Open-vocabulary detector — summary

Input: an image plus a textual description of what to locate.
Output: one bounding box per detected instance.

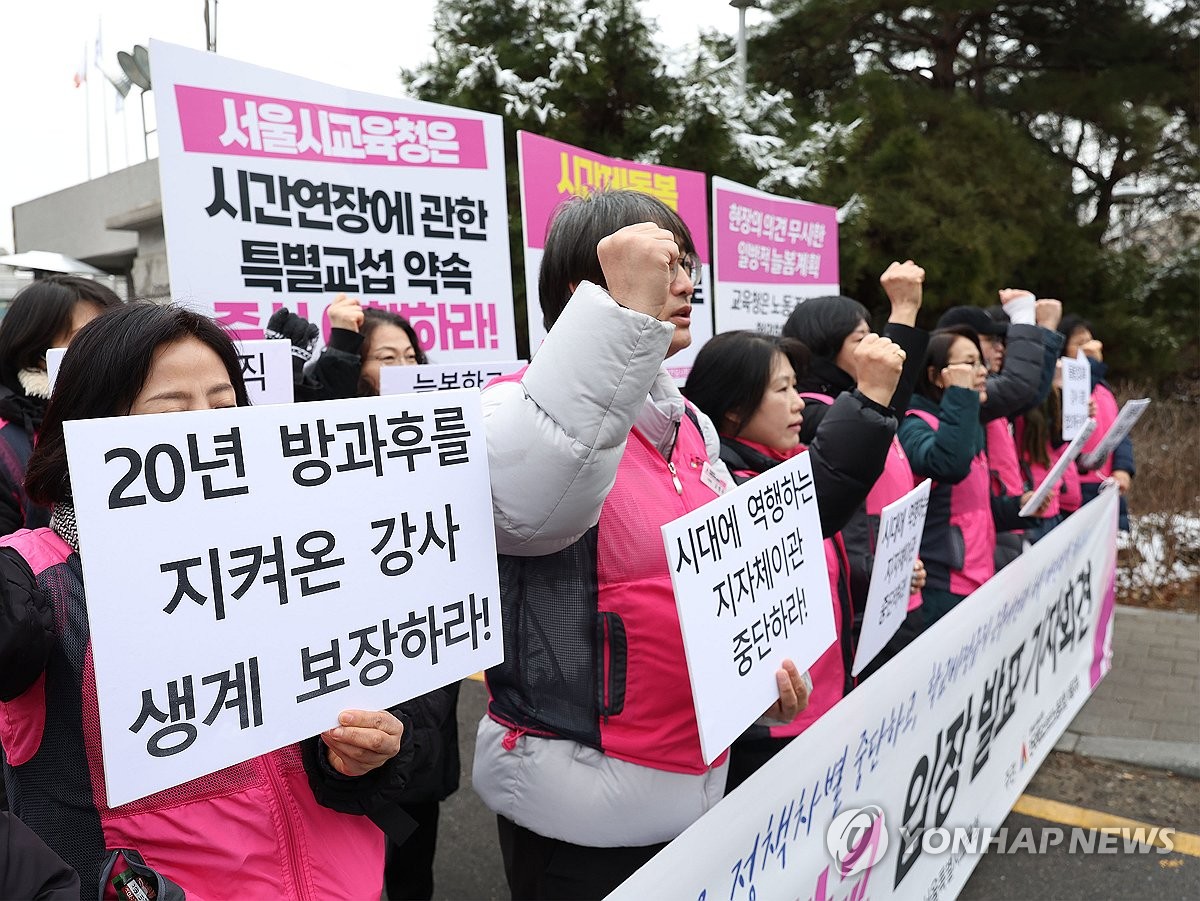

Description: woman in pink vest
[899,327,1049,624]
[1015,380,1082,543]
[683,328,902,790]
[1057,315,1135,530]
[474,192,809,899]
[780,262,930,677]
[0,303,415,899]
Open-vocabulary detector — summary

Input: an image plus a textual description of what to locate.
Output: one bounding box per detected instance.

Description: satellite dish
[134,44,151,84]
[118,46,151,90]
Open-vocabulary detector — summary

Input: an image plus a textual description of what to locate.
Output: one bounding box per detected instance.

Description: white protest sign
[45,347,66,392]
[852,479,930,677]
[1020,418,1097,516]
[612,488,1120,901]
[153,40,517,362]
[1079,398,1151,470]
[710,176,840,336]
[379,360,524,395]
[64,389,501,806]
[1060,352,1091,441]
[663,451,835,765]
[234,339,294,405]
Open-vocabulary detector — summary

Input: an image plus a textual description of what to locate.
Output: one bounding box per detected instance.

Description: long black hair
[683,330,810,437]
[25,303,249,506]
[361,308,428,365]
[0,275,122,396]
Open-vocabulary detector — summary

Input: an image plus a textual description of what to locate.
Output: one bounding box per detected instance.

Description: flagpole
[97,25,110,174]
[83,41,93,180]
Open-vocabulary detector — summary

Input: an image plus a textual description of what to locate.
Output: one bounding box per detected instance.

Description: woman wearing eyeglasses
[898,327,1049,625]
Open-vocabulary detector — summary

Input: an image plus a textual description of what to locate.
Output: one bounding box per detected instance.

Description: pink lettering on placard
[176,85,488,169]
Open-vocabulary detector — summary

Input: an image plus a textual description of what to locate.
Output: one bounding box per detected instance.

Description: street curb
[1058,730,1200,779]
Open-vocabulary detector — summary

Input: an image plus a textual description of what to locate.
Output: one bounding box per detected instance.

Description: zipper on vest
[265,755,312,901]
[666,461,683,495]
[665,420,683,494]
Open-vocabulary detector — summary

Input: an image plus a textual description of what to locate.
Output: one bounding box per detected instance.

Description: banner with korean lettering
[152,40,517,363]
[64,390,502,806]
[517,131,712,381]
[612,488,1119,901]
[663,451,836,765]
[711,176,840,335]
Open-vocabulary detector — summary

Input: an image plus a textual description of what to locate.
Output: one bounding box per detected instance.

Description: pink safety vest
[802,393,922,612]
[1078,382,1119,485]
[907,409,996,596]
[0,528,385,901]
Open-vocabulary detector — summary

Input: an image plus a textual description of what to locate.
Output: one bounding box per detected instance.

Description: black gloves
[265,308,319,382]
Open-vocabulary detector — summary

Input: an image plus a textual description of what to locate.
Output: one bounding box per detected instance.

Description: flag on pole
[73,43,88,88]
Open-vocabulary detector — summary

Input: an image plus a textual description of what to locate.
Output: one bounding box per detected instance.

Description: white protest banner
[45,347,66,392]
[152,40,517,363]
[234,339,294,405]
[1079,398,1151,470]
[517,131,712,382]
[64,389,501,806]
[1019,418,1097,517]
[612,488,1120,901]
[711,176,840,336]
[1060,353,1091,441]
[852,479,930,677]
[663,451,835,765]
[379,360,524,395]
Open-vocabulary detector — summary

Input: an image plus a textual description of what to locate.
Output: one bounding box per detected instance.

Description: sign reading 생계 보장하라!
[517,131,712,381]
[151,39,517,363]
[662,450,836,765]
[711,176,840,335]
[613,487,1120,901]
[64,390,502,806]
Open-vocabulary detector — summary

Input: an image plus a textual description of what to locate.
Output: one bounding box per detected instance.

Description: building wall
[13,160,160,273]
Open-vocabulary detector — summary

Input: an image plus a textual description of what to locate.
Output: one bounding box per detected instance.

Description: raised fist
[265,307,319,367]
[880,260,925,314]
[596,222,681,320]
[854,332,905,408]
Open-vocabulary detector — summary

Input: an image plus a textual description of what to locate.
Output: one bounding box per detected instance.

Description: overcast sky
[0,0,768,254]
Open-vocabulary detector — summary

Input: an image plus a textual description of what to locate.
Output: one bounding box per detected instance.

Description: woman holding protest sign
[781,263,931,676]
[0,303,416,900]
[0,275,121,536]
[683,328,901,789]
[1056,314,1135,530]
[474,190,810,899]
[899,327,1050,625]
[270,293,457,901]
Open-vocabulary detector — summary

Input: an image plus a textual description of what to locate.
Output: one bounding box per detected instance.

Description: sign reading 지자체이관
[378,360,525,396]
[852,479,930,677]
[662,450,836,765]
[517,131,712,382]
[711,176,840,336]
[64,390,501,806]
[613,486,1119,901]
[152,40,517,363]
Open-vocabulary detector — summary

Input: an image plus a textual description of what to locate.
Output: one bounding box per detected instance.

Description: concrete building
[9,159,168,304]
